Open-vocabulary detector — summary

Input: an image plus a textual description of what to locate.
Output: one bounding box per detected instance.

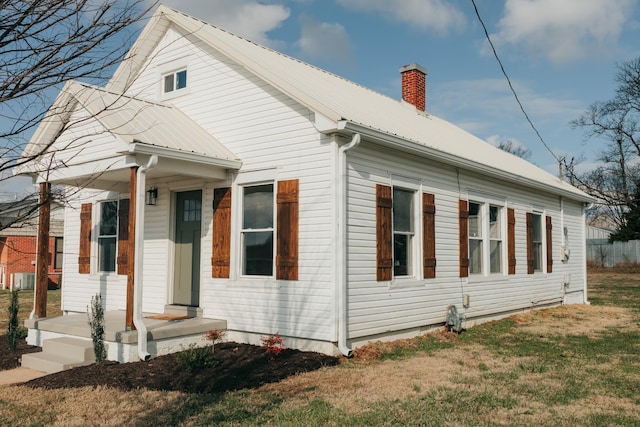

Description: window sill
[387,277,426,289]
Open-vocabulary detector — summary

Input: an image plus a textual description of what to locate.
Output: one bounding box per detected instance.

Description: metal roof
[108,5,590,202]
[70,82,240,166]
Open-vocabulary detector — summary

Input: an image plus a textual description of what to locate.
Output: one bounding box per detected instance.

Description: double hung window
[392,187,415,277]
[98,201,118,272]
[531,213,543,272]
[468,201,504,275]
[241,184,274,276]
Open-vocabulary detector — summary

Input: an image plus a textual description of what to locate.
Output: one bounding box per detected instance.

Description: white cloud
[159,0,290,46]
[434,78,583,125]
[336,0,465,34]
[493,0,637,64]
[297,16,351,62]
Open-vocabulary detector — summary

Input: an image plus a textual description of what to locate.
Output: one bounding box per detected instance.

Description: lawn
[0,272,639,426]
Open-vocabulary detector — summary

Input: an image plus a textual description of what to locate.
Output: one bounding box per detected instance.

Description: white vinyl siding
[124,27,336,341]
[345,142,587,340]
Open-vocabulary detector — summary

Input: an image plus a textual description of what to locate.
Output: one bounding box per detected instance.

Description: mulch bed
[0,337,339,394]
[0,337,42,370]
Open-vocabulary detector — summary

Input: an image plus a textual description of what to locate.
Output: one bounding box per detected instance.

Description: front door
[173,190,202,306]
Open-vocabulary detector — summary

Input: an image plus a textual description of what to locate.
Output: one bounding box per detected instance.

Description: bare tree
[0,0,156,229]
[496,139,532,160]
[569,57,640,233]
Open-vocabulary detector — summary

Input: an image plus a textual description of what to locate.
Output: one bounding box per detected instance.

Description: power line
[470,0,561,165]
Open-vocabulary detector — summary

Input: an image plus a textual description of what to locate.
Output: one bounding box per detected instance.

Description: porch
[24,310,226,367]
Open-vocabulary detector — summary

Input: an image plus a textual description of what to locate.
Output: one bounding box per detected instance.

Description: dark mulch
[0,336,42,370]
[1,337,339,394]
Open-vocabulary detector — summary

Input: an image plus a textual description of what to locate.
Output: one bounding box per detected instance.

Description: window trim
[239,182,275,278]
[392,186,417,278]
[163,68,188,93]
[527,211,549,274]
[466,198,506,277]
[54,237,64,270]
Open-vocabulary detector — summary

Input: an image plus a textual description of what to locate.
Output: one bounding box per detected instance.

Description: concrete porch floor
[24,311,227,363]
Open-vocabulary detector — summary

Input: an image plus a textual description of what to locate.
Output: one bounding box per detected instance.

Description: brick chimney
[399,63,427,111]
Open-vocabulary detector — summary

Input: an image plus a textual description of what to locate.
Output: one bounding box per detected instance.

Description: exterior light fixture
[146,187,158,206]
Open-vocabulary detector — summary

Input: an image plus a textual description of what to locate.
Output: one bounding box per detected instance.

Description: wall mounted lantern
[146,187,158,206]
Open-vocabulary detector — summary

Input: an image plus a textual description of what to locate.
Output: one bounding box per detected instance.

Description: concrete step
[163,304,202,318]
[43,337,95,362]
[21,337,98,374]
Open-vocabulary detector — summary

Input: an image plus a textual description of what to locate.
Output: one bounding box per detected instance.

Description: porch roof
[17,81,241,186]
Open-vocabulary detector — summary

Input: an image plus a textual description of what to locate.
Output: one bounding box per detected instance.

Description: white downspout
[337,133,360,357]
[133,155,158,361]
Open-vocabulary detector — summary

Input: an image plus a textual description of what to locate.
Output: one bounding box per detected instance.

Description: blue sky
[5,0,640,199]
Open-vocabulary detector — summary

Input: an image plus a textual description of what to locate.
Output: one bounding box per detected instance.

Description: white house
[17,5,593,363]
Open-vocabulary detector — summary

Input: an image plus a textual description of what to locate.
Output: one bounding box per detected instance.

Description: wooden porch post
[126,167,138,330]
[35,182,51,318]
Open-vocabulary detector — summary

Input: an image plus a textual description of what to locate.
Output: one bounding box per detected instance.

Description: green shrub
[6,290,20,350]
[87,294,106,365]
[177,344,217,372]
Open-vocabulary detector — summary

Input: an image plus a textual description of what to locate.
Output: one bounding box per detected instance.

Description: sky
[4,0,640,199]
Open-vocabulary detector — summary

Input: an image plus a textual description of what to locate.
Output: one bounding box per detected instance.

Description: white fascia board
[125,142,242,170]
[339,121,594,204]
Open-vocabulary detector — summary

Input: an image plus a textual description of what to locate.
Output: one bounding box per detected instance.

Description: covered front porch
[24,310,226,365]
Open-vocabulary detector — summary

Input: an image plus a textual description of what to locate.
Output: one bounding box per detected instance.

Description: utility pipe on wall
[336,133,360,357]
[133,155,158,361]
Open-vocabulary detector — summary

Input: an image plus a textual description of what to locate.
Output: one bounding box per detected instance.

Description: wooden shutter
[78,203,92,274]
[459,200,469,278]
[507,208,516,275]
[526,212,534,274]
[276,179,299,281]
[212,187,232,278]
[546,216,553,273]
[422,193,436,279]
[376,184,393,281]
[116,199,129,275]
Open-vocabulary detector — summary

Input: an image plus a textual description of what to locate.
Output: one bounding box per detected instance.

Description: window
[377,184,430,281]
[241,184,274,276]
[467,201,503,275]
[531,213,543,272]
[163,69,187,93]
[54,237,63,270]
[98,201,118,272]
[393,187,415,277]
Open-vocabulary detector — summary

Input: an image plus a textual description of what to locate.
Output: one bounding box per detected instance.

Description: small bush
[87,294,106,365]
[261,333,286,359]
[203,329,226,353]
[6,290,20,350]
[177,344,217,372]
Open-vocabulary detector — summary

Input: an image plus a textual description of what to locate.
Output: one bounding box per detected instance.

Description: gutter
[336,133,360,357]
[133,155,158,361]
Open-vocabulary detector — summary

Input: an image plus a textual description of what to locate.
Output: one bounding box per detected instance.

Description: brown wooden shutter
[459,200,469,278]
[212,187,232,278]
[376,184,393,281]
[507,208,516,275]
[116,199,129,275]
[276,179,299,281]
[526,212,534,274]
[546,216,553,273]
[78,203,92,274]
[422,192,436,279]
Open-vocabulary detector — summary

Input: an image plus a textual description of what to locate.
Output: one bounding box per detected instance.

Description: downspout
[337,133,360,357]
[133,155,158,361]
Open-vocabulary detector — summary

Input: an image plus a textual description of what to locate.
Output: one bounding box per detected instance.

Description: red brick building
[0,199,63,290]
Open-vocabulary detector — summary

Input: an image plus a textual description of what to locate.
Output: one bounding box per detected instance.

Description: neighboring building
[16,6,593,361]
[0,198,63,290]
